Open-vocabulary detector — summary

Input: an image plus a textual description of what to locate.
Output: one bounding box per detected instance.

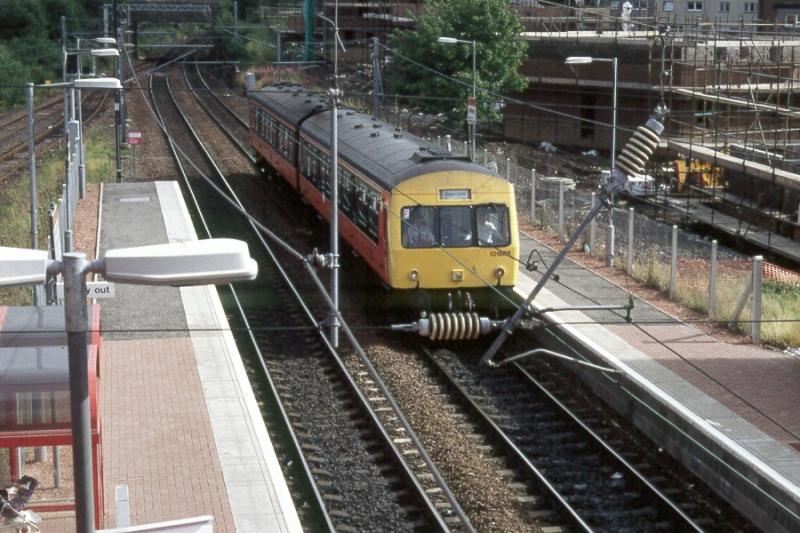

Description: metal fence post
[588,192,596,254]
[669,224,678,300]
[505,158,511,182]
[605,210,615,267]
[483,148,488,166]
[708,240,718,316]
[558,180,565,240]
[530,169,537,225]
[445,134,451,152]
[463,140,468,156]
[752,255,763,343]
[437,135,441,148]
[627,207,635,275]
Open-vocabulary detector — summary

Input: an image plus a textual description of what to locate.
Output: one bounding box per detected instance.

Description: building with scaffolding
[507,8,800,260]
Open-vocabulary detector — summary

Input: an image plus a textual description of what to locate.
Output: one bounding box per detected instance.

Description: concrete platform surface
[514,230,800,532]
[96,181,301,532]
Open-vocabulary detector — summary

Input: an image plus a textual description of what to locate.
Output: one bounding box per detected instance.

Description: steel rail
[162,64,461,531]
[180,62,254,163]
[192,64,248,128]
[512,361,704,531]
[421,347,593,532]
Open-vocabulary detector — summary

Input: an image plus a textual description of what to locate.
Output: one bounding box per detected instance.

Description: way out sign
[56,281,116,299]
[466,96,477,125]
[128,130,143,145]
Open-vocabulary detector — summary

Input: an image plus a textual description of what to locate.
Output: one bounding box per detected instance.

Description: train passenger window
[474,205,510,247]
[401,206,437,248]
[439,206,473,247]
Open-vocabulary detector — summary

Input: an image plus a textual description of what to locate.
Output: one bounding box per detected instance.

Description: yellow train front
[249,85,519,313]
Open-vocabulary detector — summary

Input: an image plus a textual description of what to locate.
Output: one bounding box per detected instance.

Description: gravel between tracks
[123,75,180,181]
[350,339,542,533]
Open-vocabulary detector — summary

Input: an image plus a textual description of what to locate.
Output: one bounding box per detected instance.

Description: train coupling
[391,312,540,341]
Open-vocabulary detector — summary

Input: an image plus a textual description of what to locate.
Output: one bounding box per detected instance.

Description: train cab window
[439,206,473,247]
[475,204,510,247]
[402,206,437,248]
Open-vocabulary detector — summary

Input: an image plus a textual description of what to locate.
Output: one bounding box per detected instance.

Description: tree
[386,0,527,122]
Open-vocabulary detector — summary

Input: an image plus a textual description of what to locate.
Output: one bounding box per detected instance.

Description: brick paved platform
[94,181,301,532]
[514,230,800,532]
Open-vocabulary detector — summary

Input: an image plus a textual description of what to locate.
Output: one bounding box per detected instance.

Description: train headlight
[494,266,506,279]
[409,269,420,281]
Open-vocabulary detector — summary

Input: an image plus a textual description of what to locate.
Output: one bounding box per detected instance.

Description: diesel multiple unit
[249,85,519,310]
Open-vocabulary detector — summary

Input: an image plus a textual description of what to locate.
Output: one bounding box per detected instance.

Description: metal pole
[669,224,678,300]
[589,192,596,253]
[627,207,634,275]
[65,120,79,254]
[115,16,123,183]
[233,1,239,40]
[77,39,86,199]
[605,210,615,267]
[611,57,618,174]
[27,83,39,305]
[471,39,476,162]
[752,255,763,343]
[63,253,96,533]
[558,180,565,240]
[709,240,717,315]
[372,37,380,118]
[530,168,537,224]
[481,199,606,365]
[329,89,340,348]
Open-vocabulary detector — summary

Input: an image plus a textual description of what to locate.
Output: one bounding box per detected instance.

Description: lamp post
[564,56,618,174]
[437,36,477,161]
[317,7,346,349]
[565,56,619,267]
[32,78,122,255]
[0,239,258,533]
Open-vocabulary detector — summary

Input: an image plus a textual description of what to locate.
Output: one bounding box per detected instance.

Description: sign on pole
[56,281,115,299]
[466,96,477,125]
[127,130,143,145]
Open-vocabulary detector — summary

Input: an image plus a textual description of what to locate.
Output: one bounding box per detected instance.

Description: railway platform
[64,180,300,532]
[514,229,800,532]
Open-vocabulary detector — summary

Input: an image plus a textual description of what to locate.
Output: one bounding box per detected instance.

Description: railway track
[152,63,472,531]
[0,60,153,187]
[165,62,757,531]
[420,344,733,531]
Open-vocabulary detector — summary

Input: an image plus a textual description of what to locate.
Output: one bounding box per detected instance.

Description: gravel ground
[169,66,253,178]
[123,76,179,181]
[348,339,542,533]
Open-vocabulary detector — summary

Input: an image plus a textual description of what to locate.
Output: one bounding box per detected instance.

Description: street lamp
[438,36,477,161]
[0,238,258,533]
[564,56,619,174]
[565,56,619,269]
[27,77,121,280]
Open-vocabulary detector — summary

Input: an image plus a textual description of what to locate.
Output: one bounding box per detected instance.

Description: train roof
[251,85,500,190]
[250,84,329,125]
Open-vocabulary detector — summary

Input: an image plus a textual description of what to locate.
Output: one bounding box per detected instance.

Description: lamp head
[91,48,119,57]
[73,77,122,89]
[437,37,459,44]
[565,56,594,65]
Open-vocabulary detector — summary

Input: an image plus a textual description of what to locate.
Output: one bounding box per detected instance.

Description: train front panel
[387,170,519,293]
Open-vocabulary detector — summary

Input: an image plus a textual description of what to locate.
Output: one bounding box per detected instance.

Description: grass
[0,125,116,305]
